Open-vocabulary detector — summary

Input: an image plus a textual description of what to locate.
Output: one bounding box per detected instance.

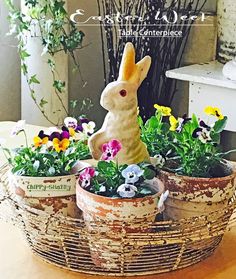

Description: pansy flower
[154,104,172,116]
[76,118,89,132]
[204,106,224,120]
[169,115,179,131]
[79,167,96,188]
[52,138,70,152]
[192,121,212,143]
[121,164,144,184]
[169,114,191,132]
[82,121,96,135]
[11,120,26,137]
[62,126,75,137]
[101,139,122,161]
[33,130,49,148]
[64,117,78,130]
[153,154,166,168]
[117,184,137,198]
[49,129,70,141]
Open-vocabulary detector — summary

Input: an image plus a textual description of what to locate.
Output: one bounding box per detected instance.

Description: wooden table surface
[1,121,236,279]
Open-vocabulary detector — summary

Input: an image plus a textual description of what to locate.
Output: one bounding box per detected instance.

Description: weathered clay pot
[217,0,236,63]
[9,172,81,218]
[76,178,165,270]
[159,162,236,220]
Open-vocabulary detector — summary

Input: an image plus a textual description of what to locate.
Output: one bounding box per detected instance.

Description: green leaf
[21,63,28,75]
[138,115,143,127]
[47,59,55,71]
[210,132,220,143]
[53,80,65,93]
[20,50,30,60]
[143,168,156,180]
[147,116,159,129]
[39,98,48,108]
[29,74,40,85]
[213,117,227,133]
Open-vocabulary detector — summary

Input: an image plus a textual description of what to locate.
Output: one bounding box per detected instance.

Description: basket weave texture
[0,165,236,276]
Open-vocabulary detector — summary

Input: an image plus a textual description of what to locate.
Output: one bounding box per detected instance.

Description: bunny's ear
[118,42,136,81]
[135,56,151,86]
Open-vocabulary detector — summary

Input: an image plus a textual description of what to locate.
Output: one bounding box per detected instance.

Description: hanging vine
[5,0,87,126]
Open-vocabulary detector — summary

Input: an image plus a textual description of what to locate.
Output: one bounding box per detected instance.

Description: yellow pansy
[53,138,70,152]
[69,127,76,137]
[154,104,172,116]
[204,106,224,120]
[169,115,179,131]
[33,136,48,148]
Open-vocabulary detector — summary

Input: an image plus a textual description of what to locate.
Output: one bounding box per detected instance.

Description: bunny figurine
[88,42,151,164]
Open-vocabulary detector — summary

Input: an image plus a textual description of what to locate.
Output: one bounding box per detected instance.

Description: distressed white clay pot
[217,0,236,63]
[9,172,81,218]
[76,178,165,270]
[159,162,236,221]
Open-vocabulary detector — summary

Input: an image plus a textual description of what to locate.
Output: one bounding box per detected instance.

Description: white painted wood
[166,61,236,132]
[166,61,236,90]
[21,1,69,127]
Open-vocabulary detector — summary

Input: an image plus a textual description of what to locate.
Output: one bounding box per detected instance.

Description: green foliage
[88,161,156,197]
[141,107,236,178]
[10,140,90,177]
[4,0,86,126]
[139,111,174,158]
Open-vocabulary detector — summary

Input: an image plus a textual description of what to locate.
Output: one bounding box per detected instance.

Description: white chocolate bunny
[89,42,151,164]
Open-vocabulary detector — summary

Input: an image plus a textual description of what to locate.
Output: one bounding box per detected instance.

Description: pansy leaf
[138,115,143,127]
[213,117,227,133]
[143,168,156,180]
[192,113,199,128]
[148,116,159,129]
[210,132,220,143]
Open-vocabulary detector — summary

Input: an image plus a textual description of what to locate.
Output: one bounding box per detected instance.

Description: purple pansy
[79,167,96,188]
[101,139,122,161]
[49,127,70,141]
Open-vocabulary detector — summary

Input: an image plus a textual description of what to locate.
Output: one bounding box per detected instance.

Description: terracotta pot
[8,172,81,218]
[76,178,165,270]
[159,162,236,220]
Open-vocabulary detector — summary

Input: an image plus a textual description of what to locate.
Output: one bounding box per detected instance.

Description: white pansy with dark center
[153,154,166,168]
[117,184,138,198]
[198,128,211,144]
[82,121,96,135]
[121,164,144,184]
[64,117,78,129]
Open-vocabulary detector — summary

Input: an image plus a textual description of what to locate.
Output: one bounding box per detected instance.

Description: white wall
[0,0,20,121]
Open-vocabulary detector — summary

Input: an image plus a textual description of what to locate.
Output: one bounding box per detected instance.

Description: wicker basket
[0,165,236,277]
